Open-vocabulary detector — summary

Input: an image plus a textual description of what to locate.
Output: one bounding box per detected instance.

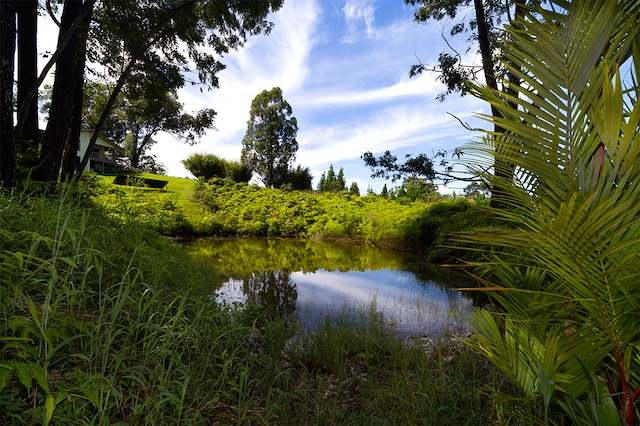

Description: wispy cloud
[302,72,441,106]
[341,1,378,43]
[151,0,489,192]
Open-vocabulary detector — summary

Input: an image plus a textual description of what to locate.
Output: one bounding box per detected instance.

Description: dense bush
[92,174,493,263]
[192,178,439,241]
[182,153,251,182]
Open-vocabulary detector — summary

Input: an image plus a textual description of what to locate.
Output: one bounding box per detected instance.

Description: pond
[186,237,481,338]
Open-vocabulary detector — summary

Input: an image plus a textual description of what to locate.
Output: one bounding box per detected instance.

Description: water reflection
[188,237,477,337]
[244,271,297,317]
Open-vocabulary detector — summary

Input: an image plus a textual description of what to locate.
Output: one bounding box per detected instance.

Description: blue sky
[151,0,489,193]
[35,0,489,193]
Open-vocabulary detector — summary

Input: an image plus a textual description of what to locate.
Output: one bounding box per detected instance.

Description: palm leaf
[457,0,640,422]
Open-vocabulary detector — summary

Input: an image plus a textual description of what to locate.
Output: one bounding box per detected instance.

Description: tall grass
[0,181,510,424]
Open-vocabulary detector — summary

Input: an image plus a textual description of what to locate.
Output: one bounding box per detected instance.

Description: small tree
[463,182,489,201]
[283,165,312,190]
[241,87,298,187]
[120,90,216,170]
[349,181,360,196]
[398,178,439,201]
[317,164,347,192]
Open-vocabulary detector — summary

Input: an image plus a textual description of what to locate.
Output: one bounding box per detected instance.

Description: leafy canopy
[241,87,299,188]
[182,153,251,183]
[362,150,436,183]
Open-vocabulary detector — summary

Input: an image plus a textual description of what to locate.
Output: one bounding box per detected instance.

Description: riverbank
[93,172,494,263]
[0,179,519,424]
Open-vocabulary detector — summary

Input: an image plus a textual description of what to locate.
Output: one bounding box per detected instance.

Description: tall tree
[16,1,38,148]
[0,0,282,186]
[117,87,215,170]
[405,0,525,207]
[0,0,15,185]
[61,1,94,181]
[241,87,298,188]
[34,0,94,183]
[76,0,283,181]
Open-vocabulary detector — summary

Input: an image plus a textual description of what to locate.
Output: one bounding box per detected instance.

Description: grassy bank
[92,173,494,262]
[0,182,517,424]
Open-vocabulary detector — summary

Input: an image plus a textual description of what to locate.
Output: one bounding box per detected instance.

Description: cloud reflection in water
[216,267,473,337]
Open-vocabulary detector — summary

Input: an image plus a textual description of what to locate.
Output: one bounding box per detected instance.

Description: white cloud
[297,101,479,168]
[302,72,441,106]
[342,1,378,43]
[151,0,490,189]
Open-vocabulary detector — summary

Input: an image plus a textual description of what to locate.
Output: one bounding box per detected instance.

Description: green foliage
[241,87,298,188]
[192,177,446,242]
[0,179,514,424]
[181,153,251,182]
[405,0,512,101]
[459,1,640,424]
[362,150,436,182]
[463,182,490,201]
[0,183,222,424]
[407,200,494,263]
[284,304,505,425]
[187,237,409,278]
[317,164,347,192]
[349,181,360,196]
[397,177,440,202]
[282,164,313,190]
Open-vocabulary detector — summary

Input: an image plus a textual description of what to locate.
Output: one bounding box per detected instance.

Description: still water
[187,237,478,337]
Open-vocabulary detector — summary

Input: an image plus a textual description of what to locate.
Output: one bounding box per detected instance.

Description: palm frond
[457,0,640,422]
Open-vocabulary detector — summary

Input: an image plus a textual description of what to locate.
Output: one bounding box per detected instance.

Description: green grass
[0,178,515,424]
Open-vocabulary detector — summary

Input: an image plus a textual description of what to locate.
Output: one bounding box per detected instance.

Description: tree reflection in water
[242,270,297,317]
[187,238,479,336]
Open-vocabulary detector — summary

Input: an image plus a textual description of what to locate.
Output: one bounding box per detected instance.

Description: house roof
[80,129,124,151]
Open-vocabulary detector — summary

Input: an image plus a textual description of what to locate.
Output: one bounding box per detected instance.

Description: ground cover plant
[0,182,515,424]
[92,173,492,260]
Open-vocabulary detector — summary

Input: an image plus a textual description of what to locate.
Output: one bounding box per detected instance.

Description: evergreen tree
[317,164,347,192]
[349,181,360,196]
[380,184,389,198]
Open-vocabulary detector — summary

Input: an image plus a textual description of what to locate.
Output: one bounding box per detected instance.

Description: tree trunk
[0,1,16,186]
[474,0,516,208]
[61,5,92,182]
[16,0,38,145]
[35,0,91,184]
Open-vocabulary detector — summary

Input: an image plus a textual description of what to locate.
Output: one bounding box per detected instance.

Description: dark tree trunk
[62,6,92,182]
[16,0,38,145]
[35,0,90,184]
[474,0,516,208]
[0,1,16,186]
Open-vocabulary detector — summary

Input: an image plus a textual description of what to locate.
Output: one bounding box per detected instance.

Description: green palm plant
[457,0,640,424]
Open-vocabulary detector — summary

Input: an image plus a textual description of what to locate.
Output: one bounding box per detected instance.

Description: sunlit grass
[0,179,511,424]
